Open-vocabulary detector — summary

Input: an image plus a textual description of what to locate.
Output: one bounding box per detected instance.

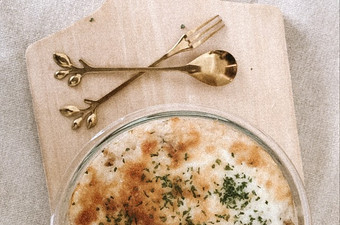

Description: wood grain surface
[25,0,303,211]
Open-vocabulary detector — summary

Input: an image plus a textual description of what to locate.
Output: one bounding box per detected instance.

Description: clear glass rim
[51,103,311,225]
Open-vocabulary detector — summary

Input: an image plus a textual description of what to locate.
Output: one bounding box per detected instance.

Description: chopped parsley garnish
[184,153,189,161]
[224,164,234,171]
[91,143,272,225]
[215,159,222,165]
[218,176,250,209]
[150,152,159,157]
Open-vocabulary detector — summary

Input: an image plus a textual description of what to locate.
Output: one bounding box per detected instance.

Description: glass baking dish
[50,104,311,225]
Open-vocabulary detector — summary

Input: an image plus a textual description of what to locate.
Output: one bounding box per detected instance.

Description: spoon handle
[87,64,199,74]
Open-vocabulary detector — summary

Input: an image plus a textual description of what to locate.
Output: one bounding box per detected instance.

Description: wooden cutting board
[26,0,303,211]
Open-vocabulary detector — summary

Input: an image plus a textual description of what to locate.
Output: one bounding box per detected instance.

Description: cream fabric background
[0,0,338,224]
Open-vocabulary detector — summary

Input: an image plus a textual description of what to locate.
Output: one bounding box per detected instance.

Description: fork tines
[186,15,225,48]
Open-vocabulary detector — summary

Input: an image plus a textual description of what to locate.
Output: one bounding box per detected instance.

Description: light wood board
[26,0,303,211]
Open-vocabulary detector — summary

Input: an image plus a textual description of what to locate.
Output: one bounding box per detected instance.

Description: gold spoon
[56,50,237,87]
[100,50,237,86]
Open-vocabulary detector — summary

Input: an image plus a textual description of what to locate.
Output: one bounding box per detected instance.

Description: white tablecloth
[0,0,338,224]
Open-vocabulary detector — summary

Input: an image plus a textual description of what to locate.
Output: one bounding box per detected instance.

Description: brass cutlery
[55,15,229,129]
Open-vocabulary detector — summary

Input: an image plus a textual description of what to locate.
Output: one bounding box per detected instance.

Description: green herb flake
[136,201,143,206]
[190,185,197,198]
[184,153,189,161]
[218,176,250,210]
[183,207,191,216]
[150,152,159,157]
[224,164,234,171]
[215,159,222,165]
[106,215,111,222]
[160,216,167,222]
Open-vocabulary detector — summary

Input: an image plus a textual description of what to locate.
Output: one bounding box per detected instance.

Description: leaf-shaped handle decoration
[53,53,73,68]
[55,70,70,79]
[68,74,82,86]
[53,53,93,87]
[86,111,98,129]
[72,117,83,130]
[59,100,98,130]
[53,53,116,87]
[59,105,81,117]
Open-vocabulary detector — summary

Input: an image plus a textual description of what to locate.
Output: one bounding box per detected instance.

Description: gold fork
[56,15,224,130]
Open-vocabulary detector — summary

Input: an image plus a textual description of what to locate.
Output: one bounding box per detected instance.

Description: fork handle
[96,54,169,104]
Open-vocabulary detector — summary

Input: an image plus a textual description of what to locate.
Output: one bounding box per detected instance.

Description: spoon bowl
[185,50,237,86]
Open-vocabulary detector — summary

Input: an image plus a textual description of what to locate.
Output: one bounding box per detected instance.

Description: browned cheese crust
[68,117,296,225]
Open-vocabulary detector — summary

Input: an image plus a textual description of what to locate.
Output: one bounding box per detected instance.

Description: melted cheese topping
[68,117,296,225]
